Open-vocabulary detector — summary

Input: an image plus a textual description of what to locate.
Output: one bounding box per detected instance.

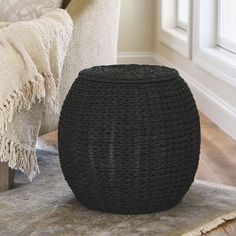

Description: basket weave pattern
[59,65,200,214]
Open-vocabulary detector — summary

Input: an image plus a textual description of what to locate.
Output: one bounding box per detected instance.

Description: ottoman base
[76,195,184,215]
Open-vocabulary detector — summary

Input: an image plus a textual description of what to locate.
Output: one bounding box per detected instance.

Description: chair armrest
[39,0,121,135]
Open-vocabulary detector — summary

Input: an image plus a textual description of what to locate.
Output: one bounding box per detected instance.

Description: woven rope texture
[59,65,201,214]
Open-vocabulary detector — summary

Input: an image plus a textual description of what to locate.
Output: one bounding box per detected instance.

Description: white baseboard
[117,52,236,140]
[117,52,154,64]
[153,54,236,140]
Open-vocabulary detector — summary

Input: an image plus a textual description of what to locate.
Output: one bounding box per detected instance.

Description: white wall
[118,0,154,53]
[117,0,236,140]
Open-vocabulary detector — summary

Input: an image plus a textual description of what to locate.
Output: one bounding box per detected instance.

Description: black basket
[59,65,200,214]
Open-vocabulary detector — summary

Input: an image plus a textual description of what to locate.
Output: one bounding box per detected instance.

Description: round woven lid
[79,65,179,84]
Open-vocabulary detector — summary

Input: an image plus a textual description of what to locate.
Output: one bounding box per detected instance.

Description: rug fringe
[0,135,39,181]
[183,211,236,236]
[0,22,11,29]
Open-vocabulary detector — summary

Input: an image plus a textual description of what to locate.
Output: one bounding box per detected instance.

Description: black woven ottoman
[59,65,200,214]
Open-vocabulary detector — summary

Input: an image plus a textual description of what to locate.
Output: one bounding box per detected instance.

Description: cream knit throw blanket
[0,9,73,180]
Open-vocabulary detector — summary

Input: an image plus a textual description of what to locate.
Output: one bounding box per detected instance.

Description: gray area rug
[0,150,236,236]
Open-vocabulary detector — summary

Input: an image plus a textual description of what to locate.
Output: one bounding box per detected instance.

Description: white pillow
[0,0,63,22]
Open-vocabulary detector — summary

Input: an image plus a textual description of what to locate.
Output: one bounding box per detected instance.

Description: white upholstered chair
[0,0,121,191]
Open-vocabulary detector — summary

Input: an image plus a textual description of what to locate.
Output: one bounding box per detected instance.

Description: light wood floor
[39,113,236,187]
[196,114,236,187]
